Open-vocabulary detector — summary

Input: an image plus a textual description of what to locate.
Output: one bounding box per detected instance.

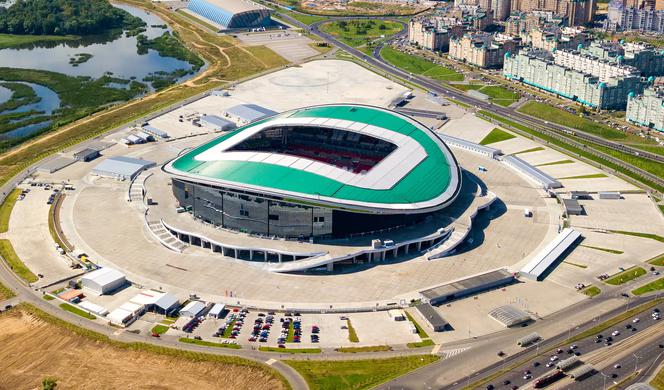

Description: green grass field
[278,9,329,25]
[479,128,515,145]
[59,303,96,320]
[336,345,392,353]
[0,239,37,283]
[0,33,79,49]
[404,311,429,339]
[652,360,664,389]
[286,355,439,390]
[381,46,463,82]
[179,337,242,349]
[0,189,21,233]
[632,277,664,296]
[319,19,402,48]
[604,267,647,285]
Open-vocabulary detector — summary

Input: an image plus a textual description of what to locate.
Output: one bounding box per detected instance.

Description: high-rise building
[449,33,521,68]
[492,0,512,20]
[408,19,452,51]
[605,2,664,32]
[626,87,664,132]
[503,49,644,109]
[510,0,595,25]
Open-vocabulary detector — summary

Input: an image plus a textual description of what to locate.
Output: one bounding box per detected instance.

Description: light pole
[599,372,610,390]
[633,353,641,373]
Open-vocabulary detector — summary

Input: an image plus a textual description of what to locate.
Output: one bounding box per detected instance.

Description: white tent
[180,301,205,317]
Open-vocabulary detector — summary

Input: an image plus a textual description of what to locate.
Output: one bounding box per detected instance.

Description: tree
[42,377,57,390]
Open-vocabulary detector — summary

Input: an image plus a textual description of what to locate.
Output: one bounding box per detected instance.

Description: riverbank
[0,34,79,49]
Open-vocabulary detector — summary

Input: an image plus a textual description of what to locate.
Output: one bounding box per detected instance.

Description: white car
[614,364,621,369]
[550,356,559,361]
[546,362,555,368]
[633,318,640,323]
[612,330,620,337]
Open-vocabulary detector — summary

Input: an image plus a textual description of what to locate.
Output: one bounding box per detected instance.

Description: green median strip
[632,277,664,296]
[59,303,96,320]
[404,311,429,339]
[336,345,392,353]
[604,267,646,285]
[259,346,321,354]
[557,173,607,180]
[0,239,38,283]
[563,261,588,269]
[286,355,439,390]
[179,337,242,349]
[580,245,624,255]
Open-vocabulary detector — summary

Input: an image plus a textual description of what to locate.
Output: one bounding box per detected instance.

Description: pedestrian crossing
[441,347,470,359]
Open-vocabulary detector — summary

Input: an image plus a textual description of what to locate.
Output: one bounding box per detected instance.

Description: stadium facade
[163,104,462,239]
[187,0,271,29]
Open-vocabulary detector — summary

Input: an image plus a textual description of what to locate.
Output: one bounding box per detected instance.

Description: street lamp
[633,353,641,373]
[599,372,609,390]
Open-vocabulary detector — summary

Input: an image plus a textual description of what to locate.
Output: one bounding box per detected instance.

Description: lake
[0,2,202,139]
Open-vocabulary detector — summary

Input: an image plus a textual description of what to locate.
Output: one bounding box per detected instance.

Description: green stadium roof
[164,104,460,213]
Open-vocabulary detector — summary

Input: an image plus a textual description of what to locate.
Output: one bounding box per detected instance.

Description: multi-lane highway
[269,8,664,191]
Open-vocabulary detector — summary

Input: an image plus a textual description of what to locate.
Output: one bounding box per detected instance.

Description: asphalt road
[273,11,664,191]
[482,303,664,390]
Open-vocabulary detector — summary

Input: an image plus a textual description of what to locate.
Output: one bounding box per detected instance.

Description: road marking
[442,347,470,359]
[431,344,442,355]
[265,359,277,366]
[112,329,124,336]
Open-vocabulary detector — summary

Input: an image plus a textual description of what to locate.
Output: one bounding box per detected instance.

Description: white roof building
[180,300,206,317]
[208,303,225,318]
[130,290,179,314]
[81,268,126,295]
[91,156,156,181]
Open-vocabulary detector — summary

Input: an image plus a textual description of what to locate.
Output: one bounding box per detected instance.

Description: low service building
[92,156,156,181]
[81,267,126,295]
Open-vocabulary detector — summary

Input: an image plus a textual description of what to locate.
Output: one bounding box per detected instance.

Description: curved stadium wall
[187,0,271,29]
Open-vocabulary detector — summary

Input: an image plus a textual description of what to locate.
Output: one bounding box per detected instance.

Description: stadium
[163,104,462,238]
[187,0,272,29]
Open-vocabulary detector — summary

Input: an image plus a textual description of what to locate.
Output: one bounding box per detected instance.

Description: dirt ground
[0,309,284,390]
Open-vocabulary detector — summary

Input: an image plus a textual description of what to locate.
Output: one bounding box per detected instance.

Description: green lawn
[336,345,392,353]
[278,9,329,25]
[0,189,20,233]
[478,110,664,193]
[404,311,429,339]
[407,339,435,348]
[221,319,237,338]
[610,230,664,243]
[381,46,463,82]
[604,267,647,285]
[151,324,170,334]
[648,253,664,266]
[632,277,664,296]
[536,160,574,167]
[557,173,608,180]
[179,337,242,349]
[652,359,664,389]
[512,147,544,155]
[347,319,359,343]
[259,346,322,354]
[451,83,520,106]
[518,101,664,158]
[479,128,516,145]
[59,303,96,320]
[582,285,601,297]
[580,245,623,255]
[0,33,78,49]
[286,355,439,390]
[319,20,402,48]
[0,239,38,283]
